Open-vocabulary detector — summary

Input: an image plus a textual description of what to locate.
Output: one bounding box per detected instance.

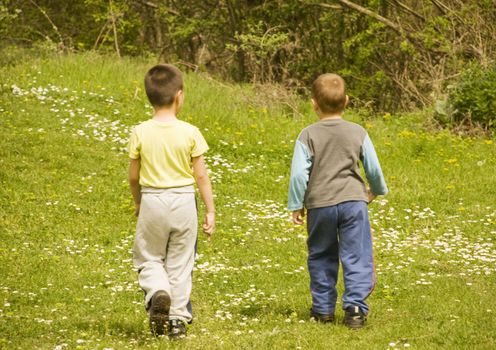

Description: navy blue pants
[307,201,375,315]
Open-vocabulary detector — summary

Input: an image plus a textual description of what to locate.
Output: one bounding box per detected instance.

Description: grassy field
[1,49,495,350]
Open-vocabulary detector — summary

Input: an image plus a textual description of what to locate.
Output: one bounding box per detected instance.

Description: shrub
[441,63,496,131]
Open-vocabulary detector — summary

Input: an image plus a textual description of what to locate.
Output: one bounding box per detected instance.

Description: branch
[430,0,464,23]
[314,0,444,54]
[390,74,430,108]
[305,1,341,10]
[109,0,121,57]
[389,0,426,22]
[136,0,180,15]
[429,0,448,15]
[388,0,447,36]
[140,0,158,8]
[330,0,404,35]
[28,0,65,48]
[93,19,111,50]
[304,0,454,63]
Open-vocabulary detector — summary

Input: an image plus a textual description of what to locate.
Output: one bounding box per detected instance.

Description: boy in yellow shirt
[128,64,215,339]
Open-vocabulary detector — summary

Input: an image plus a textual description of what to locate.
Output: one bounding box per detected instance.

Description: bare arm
[128,158,141,216]
[192,155,215,238]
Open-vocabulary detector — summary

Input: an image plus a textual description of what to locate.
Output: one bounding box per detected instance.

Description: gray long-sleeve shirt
[288,118,388,210]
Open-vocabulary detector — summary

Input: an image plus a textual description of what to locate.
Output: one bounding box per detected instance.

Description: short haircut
[144,64,183,107]
[311,73,347,114]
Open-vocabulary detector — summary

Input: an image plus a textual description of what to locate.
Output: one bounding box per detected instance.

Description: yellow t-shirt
[128,119,209,188]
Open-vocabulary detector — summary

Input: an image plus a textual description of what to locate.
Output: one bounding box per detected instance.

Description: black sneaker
[149,291,171,336]
[310,309,335,323]
[344,306,366,329]
[168,319,187,340]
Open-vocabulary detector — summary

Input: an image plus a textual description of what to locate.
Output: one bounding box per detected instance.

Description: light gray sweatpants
[133,186,197,322]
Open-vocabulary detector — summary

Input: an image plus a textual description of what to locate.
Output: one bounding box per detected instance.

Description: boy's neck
[319,113,343,121]
[153,106,178,122]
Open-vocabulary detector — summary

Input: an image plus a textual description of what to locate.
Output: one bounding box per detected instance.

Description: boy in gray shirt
[288,73,388,328]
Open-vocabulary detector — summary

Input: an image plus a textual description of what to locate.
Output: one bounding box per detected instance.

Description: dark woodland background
[2,0,495,128]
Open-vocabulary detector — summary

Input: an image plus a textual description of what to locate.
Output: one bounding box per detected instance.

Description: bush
[441,63,496,131]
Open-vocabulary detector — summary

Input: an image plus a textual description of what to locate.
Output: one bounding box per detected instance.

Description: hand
[202,212,215,240]
[367,189,376,204]
[134,203,140,217]
[292,209,305,225]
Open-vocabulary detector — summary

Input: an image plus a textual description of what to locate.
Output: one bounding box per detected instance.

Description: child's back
[128,64,215,339]
[296,118,371,208]
[288,73,387,329]
[130,119,208,189]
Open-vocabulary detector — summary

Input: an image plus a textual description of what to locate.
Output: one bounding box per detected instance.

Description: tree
[2,0,495,113]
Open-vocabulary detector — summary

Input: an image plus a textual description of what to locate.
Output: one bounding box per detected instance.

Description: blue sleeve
[288,139,313,210]
[361,134,388,196]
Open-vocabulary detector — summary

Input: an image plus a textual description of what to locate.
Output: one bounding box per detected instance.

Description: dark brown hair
[144,64,183,107]
[311,73,347,114]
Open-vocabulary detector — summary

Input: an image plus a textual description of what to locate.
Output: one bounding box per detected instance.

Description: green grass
[1,49,495,349]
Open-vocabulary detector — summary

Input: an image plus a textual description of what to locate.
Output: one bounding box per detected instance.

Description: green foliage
[442,63,496,130]
[227,21,290,83]
[2,1,496,116]
[0,1,20,37]
[341,21,395,109]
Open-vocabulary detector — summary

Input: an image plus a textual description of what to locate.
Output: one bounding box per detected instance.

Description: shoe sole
[168,320,187,340]
[149,292,171,336]
[310,308,335,323]
[344,317,365,329]
[311,315,335,323]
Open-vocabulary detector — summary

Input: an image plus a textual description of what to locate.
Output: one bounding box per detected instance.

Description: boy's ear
[175,89,184,104]
[174,90,184,112]
[345,95,349,108]
[311,98,319,111]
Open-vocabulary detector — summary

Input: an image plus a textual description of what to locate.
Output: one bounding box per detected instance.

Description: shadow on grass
[236,302,321,322]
